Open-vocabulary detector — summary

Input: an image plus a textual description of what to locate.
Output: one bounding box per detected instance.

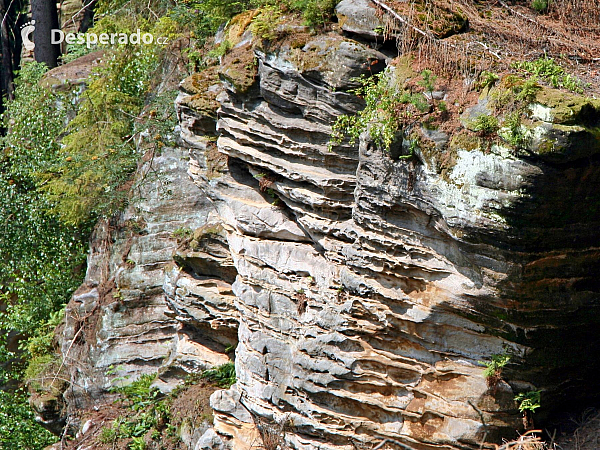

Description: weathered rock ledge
[55,8,600,450]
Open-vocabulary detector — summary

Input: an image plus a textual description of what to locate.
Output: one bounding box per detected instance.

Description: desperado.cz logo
[20,20,168,50]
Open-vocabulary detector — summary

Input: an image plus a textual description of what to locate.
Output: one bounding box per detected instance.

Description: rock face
[58,146,221,416]
[56,17,600,450]
[335,0,385,40]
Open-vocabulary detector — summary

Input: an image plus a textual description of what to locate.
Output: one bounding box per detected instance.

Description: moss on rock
[450,132,482,152]
[179,66,221,117]
[219,43,258,94]
[225,9,259,47]
[532,88,600,125]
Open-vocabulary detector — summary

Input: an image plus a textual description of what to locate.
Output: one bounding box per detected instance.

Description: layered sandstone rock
[56,146,224,422]
[180,32,600,450]
[55,9,600,450]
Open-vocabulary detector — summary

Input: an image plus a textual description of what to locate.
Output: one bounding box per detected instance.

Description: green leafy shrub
[0,62,89,352]
[201,362,237,388]
[40,45,160,224]
[288,0,338,27]
[330,69,435,153]
[251,6,283,40]
[468,114,499,134]
[23,355,58,390]
[169,0,251,46]
[515,390,541,413]
[25,306,66,359]
[513,56,586,93]
[531,0,549,13]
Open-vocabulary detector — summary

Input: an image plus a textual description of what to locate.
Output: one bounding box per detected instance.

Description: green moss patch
[533,88,600,126]
[219,43,258,94]
[450,132,482,152]
[179,66,221,117]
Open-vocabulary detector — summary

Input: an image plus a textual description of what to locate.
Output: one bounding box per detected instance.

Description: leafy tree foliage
[0,62,89,450]
[0,388,56,449]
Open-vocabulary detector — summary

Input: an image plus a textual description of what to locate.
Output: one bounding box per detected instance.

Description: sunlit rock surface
[57,18,600,450]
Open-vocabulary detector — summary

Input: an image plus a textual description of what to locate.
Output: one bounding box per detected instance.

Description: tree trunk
[79,0,97,33]
[31,0,61,68]
[0,0,18,125]
[1,15,14,99]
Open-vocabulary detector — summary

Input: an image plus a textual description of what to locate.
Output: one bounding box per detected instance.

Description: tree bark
[0,0,18,124]
[78,0,97,33]
[1,14,14,100]
[31,0,61,68]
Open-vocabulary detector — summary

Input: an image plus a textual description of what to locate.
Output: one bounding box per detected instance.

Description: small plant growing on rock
[513,56,586,93]
[478,71,499,90]
[201,362,236,388]
[171,227,193,242]
[329,68,437,153]
[479,353,510,393]
[469,114,499,135]
[515,390,541,429]
[125,258,136,268]
[254,173,275,192]
[514,77,542,103]
[501,111,530,149]
[335,285,350,301]
[419,69,437,99]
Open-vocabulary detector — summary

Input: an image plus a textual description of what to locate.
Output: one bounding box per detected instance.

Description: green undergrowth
[329,68,443,156]
[201,362,237,388]
[99,368,230,449]
[512,56,587,93]
[462,59,585,152]
[102,374,169,448]
[250,0,337,30]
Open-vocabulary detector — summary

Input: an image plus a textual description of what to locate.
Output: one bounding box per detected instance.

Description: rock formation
[54,4,600,449]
